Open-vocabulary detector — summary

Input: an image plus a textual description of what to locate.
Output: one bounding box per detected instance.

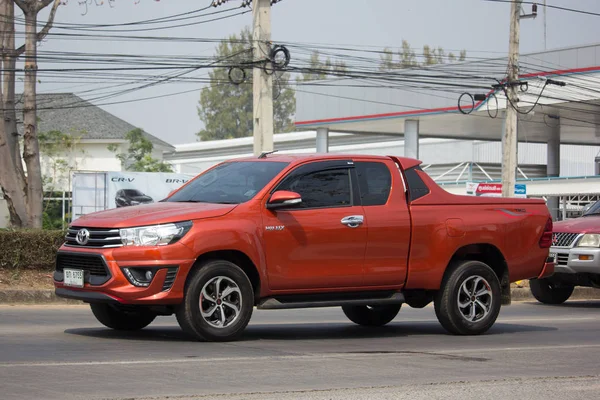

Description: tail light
[539,217,553,248]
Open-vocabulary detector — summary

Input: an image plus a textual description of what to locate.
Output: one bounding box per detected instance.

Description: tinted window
[404,166,430,201]
[583,200,600,216]
[356,162,392,206]
[168,161,288,204]
[278,169,351,208]
[124,189,144,196]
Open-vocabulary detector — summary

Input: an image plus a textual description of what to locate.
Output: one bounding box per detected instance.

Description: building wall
[168,133,599,179]
[0,142,142,228]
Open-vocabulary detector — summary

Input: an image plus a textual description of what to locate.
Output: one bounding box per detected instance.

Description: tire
[434,260,501,335]
[176,260,254,342]
[342,304,401,327]
[529,278,574,305]
[90,303,156,331]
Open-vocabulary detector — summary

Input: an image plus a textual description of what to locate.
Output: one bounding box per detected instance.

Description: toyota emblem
[76,228,90,245]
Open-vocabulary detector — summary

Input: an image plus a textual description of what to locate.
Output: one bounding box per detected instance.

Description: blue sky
[29,0,600,144]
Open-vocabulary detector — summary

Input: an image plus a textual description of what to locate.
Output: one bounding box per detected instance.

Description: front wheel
[529,278,574,305]
[342,304,401,326]
[434,260,501,335]
[176,260,254,342]
[90,303,156,331]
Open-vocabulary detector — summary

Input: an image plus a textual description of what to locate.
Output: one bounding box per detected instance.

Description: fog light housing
[122,267,156,287]
[578,255,593,261]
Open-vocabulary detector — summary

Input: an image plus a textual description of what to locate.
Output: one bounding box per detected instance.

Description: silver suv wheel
[199,276,242,329]
[457,275,492,323]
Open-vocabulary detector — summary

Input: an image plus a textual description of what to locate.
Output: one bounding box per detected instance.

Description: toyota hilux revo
[54,154,554,341]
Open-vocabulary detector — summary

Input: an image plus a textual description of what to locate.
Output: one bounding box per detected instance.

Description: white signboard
[72,171,195,221]
[106,171,193,209]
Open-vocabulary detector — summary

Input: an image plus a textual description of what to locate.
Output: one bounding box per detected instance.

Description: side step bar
[257,292,405,310]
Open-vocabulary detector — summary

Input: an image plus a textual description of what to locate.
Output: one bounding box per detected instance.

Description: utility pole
[252,0,274,156]
[501,0,521,198]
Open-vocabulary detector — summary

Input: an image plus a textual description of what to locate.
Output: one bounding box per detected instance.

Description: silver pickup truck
[530,200,600,304]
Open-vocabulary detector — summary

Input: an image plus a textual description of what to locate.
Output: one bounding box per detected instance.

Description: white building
[0,93,174,228]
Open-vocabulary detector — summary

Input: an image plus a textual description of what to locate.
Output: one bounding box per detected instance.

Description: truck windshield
[583,200,600,216]
[167,161,288,204]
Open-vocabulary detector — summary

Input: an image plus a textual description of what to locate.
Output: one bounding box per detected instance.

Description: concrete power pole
[501,0,521,198]
[252,0,274,156]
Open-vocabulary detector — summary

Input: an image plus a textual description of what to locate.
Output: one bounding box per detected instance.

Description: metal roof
[21,93,174,150]
[295,43,600,146]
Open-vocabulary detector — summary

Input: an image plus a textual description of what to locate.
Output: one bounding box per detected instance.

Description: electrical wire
[482,0,600,18]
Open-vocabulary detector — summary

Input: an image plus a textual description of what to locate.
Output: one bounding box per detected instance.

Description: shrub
[0,230,65,271]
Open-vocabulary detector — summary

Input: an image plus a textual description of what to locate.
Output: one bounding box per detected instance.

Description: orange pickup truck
[54,154,554,341]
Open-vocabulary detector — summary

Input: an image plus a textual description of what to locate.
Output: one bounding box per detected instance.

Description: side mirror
[267,190,302,210]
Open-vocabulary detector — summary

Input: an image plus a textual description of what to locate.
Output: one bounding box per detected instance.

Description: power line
[483,0,600,18]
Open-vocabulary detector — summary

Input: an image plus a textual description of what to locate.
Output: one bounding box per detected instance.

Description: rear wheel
[176,260,254,342]
[90,303,156,331]
[342,304,401,326]
[529,278,574,305]
[434,260,501,335]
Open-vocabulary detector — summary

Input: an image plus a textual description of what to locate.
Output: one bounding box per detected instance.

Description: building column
[316,127,329,153]
[546,117,561,220]
[404,119,419,159]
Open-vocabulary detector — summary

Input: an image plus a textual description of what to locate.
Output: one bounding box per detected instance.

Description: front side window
[168,161,288,204]
[277,169,351,209]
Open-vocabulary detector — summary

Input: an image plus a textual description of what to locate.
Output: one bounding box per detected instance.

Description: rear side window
[277,169,351,209]
[404,166,430,201]
[355,162,392,206]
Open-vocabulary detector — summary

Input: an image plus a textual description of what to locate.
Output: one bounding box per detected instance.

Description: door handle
[341,215,364,228]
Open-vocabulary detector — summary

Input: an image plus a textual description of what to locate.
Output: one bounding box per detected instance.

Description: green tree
[379,40,467,70]
[197,27,296,141]
[38,130,86,192]
[299,51,347,81]
[109,128,173,172]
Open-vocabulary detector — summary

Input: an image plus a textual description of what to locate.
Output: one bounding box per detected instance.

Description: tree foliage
[109,128,173,172]
[299,51,348,81]
[380,40,467,70]
[197,27,296,141]
[38,130,86,192]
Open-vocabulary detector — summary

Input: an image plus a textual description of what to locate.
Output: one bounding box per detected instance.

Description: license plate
[63,269,84,288]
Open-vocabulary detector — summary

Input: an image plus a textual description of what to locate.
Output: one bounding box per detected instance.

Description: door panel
[262,164,367,291]
[262,206,367,290]
[355,160,410,286]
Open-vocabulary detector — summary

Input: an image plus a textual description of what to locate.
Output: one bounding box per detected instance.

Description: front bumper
[53,244,196,305]
[551,246,600,275]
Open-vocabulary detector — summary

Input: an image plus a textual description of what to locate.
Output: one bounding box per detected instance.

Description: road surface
[1,301,599,399]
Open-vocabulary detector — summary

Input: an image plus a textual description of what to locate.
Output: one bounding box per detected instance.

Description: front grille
[162,267,178,291]
[57,253,109,276]
[556,254,569,266]
[552,232,579,248]
[56,253,111,285]
[65,227,122,248]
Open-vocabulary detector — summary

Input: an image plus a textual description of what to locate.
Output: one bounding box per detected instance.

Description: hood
[553,215,600,234]
[73,202,237,228]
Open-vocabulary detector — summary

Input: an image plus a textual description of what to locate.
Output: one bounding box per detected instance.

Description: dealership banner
[466,182,527,198]
[106,172,195,209]
[72,171,195,221]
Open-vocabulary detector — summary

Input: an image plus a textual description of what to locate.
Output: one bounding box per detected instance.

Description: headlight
[577,234,600,248]
[120,221,192,247]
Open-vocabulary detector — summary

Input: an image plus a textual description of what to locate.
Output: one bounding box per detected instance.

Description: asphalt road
[1,301,600,400]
